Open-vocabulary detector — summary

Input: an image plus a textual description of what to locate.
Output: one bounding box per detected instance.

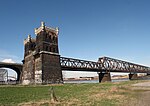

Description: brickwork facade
[22,22,63,85]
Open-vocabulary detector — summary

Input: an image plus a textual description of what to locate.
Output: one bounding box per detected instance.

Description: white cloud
[2,59,15,63]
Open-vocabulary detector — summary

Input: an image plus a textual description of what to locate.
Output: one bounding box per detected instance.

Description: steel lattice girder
[60,56,150,73]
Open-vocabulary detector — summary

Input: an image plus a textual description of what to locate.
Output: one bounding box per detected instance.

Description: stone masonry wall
[34,54,42,84]
[22,53,35,84]
[42,53,63,84]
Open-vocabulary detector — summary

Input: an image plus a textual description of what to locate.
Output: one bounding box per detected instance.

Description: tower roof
[35,22,59,35]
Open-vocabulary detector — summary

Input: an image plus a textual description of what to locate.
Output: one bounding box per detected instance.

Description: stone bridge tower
[22,22,63,84]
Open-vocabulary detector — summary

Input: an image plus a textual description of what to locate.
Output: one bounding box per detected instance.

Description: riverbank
[63,75,129,81]
[0,80,150,106]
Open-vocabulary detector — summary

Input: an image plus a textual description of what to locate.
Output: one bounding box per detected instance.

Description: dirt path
[128,91,150,106]
[133,81,150,87]
[129,81,150,106]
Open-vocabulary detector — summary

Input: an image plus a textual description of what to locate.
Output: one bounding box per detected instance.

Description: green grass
[0,86,50,105]
[0,81,146,106]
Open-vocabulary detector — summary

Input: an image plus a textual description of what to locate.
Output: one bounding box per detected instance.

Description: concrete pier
[129,73,138,80]
[98,72,111,83]
[147,73,150,76]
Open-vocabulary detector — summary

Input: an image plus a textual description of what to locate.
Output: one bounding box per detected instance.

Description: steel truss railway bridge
[0,56,150,83]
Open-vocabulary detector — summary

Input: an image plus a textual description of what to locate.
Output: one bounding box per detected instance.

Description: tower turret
[35,21,59,54]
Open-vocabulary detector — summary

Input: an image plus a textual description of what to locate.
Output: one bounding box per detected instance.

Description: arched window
[49,35,51,43]
[49,35,51,40]
[45,34,48,41]
[49,47,51,52]
[46,46,48,51]
[53,48,55,52]
[53,36,55,41]
[55,37,57,43]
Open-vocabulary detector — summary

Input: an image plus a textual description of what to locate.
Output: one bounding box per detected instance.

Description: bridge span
[60,56,150,82]
[60,56,150,73]
[0,62,22,81]
[0,56,150,83]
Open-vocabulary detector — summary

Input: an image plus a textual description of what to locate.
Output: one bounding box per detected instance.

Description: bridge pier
[98,72,111,83]
[129,73,138,80]
[147,73,150,76]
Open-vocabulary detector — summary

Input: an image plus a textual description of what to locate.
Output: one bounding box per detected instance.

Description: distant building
[22,22,63,85]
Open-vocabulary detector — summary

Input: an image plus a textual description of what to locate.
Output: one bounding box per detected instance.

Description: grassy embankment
[0,80,148,106]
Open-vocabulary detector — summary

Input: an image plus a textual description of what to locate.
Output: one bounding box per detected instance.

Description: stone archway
[0,62,23,83]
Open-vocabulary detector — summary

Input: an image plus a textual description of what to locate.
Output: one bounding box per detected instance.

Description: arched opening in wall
[0,68,17,84]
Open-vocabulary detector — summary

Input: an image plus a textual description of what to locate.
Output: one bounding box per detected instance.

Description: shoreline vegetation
[0,78,150,106]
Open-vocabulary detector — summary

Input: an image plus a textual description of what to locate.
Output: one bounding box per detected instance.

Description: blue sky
[0,0,150,77]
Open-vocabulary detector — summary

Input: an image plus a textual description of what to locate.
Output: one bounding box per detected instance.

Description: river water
[64,78,129,83]
[64,76,150,83]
